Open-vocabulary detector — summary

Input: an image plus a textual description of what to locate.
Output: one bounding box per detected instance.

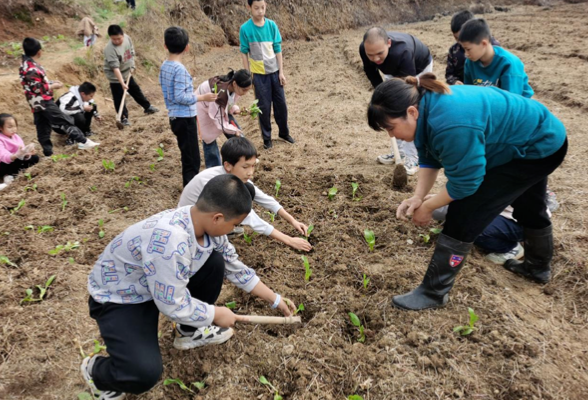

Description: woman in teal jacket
[367,73,567,311]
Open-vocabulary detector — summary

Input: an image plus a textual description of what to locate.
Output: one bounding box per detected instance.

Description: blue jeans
[253,71,289,141]
[201,115,240,168]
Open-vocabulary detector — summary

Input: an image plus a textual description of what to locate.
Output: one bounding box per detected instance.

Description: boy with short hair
[82,174,296,398]
[19,38,99,156]
[445,10,500,85]
[159,26,217,187]
[239,0,295,149]
[55,81,102,138]
[178,137,312,252]
[104,25,158,127]
[460,18,533,98]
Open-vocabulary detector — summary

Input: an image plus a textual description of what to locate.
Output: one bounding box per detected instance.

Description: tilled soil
[1,3,587,399]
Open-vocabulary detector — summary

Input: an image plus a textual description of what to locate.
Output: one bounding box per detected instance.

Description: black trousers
[34,100,87,156]
[71,111,94,134]
[89,250,225,394]
[0,155,40,178]
[253,71,289,141]
[443,139,567,243]
[169,116,200,187]
[109,77,151,120]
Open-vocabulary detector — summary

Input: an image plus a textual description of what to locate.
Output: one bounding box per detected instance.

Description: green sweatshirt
[103,34,135,83]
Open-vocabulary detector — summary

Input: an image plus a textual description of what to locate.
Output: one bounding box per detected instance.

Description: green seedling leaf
[243,231,257,245]
[24,183,37,191]
[225,301,236,309]
[348,396,364,400]
[275,179,281,197]
[453,307,479,336]
[328,186,338,201]
[156,147,164,162]
[49,241,80,255]
[164,378,194,393]
[0,255,17,267]
[348,312,361,327]
[149,163,156,171]
[102,159,115,172]
[37,226,53,234]
[77,393,93,400]
[93,339,106,354]
[24,172,32,180]
[68,257,75,264]
[89,186,97,192]
[60,193,68,212]
[364,229,375,252]
[306,224,314,240]
[430,228,442,234]
[468,307,479,325]
[274,395,283,400]
[363,273,370,289]
[295,303,305,314]
[259,376,278,394]
[264,211,275,222]
[98,219,105,239]
[192,381,206,391]
[419,233,430,243]
[351,182,362,201]
[302,255,312,281]
[24,225,34,230]
[10,199,26,214]
[51,154,75,162]
[213,82,218,94]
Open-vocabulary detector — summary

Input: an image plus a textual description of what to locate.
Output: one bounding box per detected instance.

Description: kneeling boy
[55,81,102,139]
[82,175,296,398]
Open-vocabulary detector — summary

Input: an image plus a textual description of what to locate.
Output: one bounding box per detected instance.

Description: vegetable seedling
[51,154,75,162]
[351,182,362,201]
[364,229,375,252]
[49,241,80,255]
[10,199,25,214]
[102,159,115,172]
[348,396,364,400]
[225,301,236,309]
[275,179,281,197]
[91,339,107,355]
[453,307,479,336]
[259,376,283,400]
[89,186,97,192]
[108,207,129,214]
[362,274,370,289]
[301,255,312,281]
[60,193,68,212]
[24,183,37,191]
[156,147,164,162]
[239,99,263,119]
[295,303,305,315]
[328,186,338,201]
[37,225,54,234]
[0,255,17,267]
[163,378,206,393]
[149,163,156,171]
[24,172,32,180]
[98,219,105,239]
[125,176,143,188]
[20,275,56,304]
[348,312,366,343]
[265,211,275,222]
[243,231,257,245]
[430,228,442,234]
[305,224,314,241]
[419,233,430,244]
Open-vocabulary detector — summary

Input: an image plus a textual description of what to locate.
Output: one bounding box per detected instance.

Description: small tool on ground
[237,315,302,325]
[391,137,408,189]
[115,73,133,130]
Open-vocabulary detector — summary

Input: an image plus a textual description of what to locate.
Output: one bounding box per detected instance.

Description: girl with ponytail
[368,73,567,311]
[196,69,253,168]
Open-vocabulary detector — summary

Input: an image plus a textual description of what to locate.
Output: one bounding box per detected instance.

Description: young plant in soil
[24,183,37,191]
[20,275,56,304]
[295,303,305,315]
[348,312,366,343]
[102,159,115,172]
[225,301,237,309]
[328,186,338,201]
[163,378,205,393]
[108,207,129,214]
[51,154,75,162]
[259,376,283,400]
[351,182,362,201]
[60,193,68,212]
[453,307,479,336]
[364,229,375,252]
[362,274,370,290]
[125,176,143,188]
[348,396,364,400]
[0,255,17,267]
[10,199,25,214]
[24,172,32,180]
[420,227,443,244]
[98,219,105,239]
[156,145,164,162]
[275,179,281,197]
[49,241,80,255]
[243,231,257,245]
[37,225,54,234]
[305,224,314,241]
[301,255,312,281]
[265,211,275,222]
[239,99,263,119]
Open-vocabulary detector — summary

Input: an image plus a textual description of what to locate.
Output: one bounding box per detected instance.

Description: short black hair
[248,0,265,5]
[221,137,258,166]
[107,25,124,37]
[363,27,389,45]
[79,82,97,94]
[23,38,42,57]
[164,26,189,54]
[196,174,252,220]
[0,113,17,129]
[451,10,474,33]
[458,18,491,44]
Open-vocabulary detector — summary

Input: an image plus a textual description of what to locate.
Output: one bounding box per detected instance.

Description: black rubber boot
[393,234,473,311]
[503,225,552,284]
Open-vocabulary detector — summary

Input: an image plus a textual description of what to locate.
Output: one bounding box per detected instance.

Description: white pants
[382,59,434,160]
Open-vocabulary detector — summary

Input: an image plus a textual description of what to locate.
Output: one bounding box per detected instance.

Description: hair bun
[405,76,419,87]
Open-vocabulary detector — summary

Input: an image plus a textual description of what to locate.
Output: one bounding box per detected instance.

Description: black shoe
[121,118,131,127]
[84,131,94,137]
[278,135,295,144]
[393,234,473,311]
[144,105,159,115]
[263,140,273,149]
[65,137,75,146]
[504,225,552,284]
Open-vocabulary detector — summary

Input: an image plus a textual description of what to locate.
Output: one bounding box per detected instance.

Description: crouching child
[82,174,296,398]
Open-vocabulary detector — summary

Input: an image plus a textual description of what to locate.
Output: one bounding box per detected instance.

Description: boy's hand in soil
[198,92,217,103]
[397,196,423,220]
[279,297,296,316]
[290,220,308,236]
[213,306,245,327]
[288,236,312,252]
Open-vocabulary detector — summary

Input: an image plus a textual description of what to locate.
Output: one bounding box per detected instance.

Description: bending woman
[367,73,567,311]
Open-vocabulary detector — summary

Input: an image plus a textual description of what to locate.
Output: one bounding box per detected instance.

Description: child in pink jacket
[0,113,38,190]
[196,69,252,168]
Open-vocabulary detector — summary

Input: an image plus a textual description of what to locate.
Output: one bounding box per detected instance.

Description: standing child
[460,18,533,98]
[159,26,217,187]
[104,25,158,128]
[239,0,295,149]
[196,69,252,168]
[19,38,99,156]
[445,11,500,85]
[0,114,39,190]
[55,81,102,139]
[81,175,296,398]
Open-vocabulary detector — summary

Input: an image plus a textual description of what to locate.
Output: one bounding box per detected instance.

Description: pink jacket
[196,79,240,144]
[0,133,24,164]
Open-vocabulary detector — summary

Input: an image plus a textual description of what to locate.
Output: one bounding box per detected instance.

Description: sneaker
[81,356,125,400]
[228,226,245,236]
[144,106,159,115]
[173,325,234,350]
[78,139,101,150]
[3,175,15,185]
[121,118,131,127]
[263,140,273,149]
[377,153,396,165]
[278,135,295,144]
[485,243,524,265]
[65,137,75,146]
[0,183,7,191]
[84,131,95,137]
[403,156,419,176]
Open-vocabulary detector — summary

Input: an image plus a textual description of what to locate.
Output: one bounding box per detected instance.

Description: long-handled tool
[391,137,408,189]
[115,73,132,130]
[237,315,302,325]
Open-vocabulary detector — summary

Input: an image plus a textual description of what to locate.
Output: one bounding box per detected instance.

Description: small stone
[282,344,295,356]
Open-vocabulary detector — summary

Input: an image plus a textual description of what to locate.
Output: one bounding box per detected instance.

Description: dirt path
[1,4,587,400]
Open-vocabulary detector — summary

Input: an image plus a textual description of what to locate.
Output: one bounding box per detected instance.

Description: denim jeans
[201,115,240,168]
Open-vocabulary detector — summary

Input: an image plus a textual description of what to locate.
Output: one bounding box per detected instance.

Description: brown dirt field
[1,2,588,399]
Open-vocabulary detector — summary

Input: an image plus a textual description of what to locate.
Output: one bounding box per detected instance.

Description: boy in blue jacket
[460,18,533,98]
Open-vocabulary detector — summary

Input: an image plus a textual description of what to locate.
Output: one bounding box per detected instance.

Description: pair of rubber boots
[393,225,553,311]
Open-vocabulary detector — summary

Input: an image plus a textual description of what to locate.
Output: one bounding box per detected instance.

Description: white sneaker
[377,153,395,165]
[0,183,7,191]
[173,325,234,350]
[78,139,100,150]
[81,356,125,400]
[3,175,15,184]
[403,157,419,176]
[485,243,524,265]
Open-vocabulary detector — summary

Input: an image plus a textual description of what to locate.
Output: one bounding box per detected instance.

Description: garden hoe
[391,137,408,189]
[115,73,133,130]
